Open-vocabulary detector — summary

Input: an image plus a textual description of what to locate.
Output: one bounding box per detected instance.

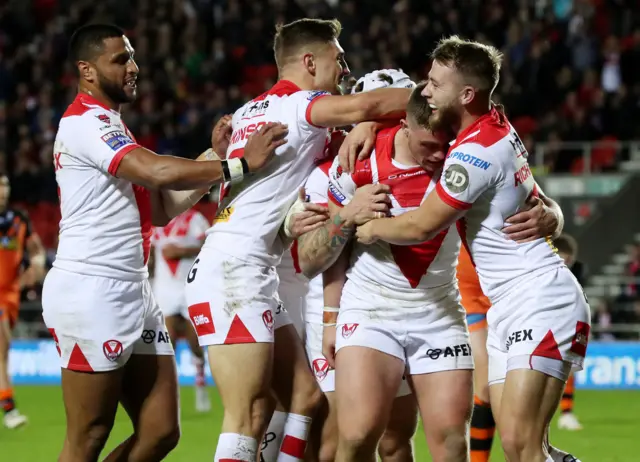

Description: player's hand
[355,220,379,245]
[338,122,378,172]
[502,196,558,243]
[322,324,338,369]
[211,114,233,158]
[340,184,391,226]
[287,188,330,238]
[242,122,288,172]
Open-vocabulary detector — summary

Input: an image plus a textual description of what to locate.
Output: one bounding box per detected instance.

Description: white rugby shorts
[335,284,474,376]
[486,266,591,385]
[153,285,188,318]
[42,268,174,372]
[305,321,411,396]
[184,249,291,346]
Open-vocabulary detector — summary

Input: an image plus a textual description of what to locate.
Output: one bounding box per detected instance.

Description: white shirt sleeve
[74,109,140,175]
[436,143,502,210]
[327,156,357,206]
[292,90,332,132]
[304,164,330,206]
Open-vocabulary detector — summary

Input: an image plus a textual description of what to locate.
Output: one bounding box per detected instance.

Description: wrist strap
[322,323,337,327]
[240,157,250,174]
[323,307,340,312]
[222,158,244,184]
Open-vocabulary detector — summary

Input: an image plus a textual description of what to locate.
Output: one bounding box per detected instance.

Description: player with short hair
[44,23,285,462]
[275,70,419,462]
[184,18,410,462]
[0,174,46,429]
[323,82,473,462]
[355,36,588,462]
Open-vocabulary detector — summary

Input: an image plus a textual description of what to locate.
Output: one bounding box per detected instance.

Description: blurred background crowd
[1,0,639,337]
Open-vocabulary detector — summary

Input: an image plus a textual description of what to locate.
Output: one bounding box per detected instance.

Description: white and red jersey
[277,159,332,325]
[151,209,209,293]
[52,93,150,281]
[328,126,460,304]
[436,107,563,301]
[205,80,331,267]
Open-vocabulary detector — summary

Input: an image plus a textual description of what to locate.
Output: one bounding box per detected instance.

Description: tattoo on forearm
[298,214,353,276]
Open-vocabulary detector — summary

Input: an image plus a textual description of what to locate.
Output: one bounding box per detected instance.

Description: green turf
[1,387,638,460]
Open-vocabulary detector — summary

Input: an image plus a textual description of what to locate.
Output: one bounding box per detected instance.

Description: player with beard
[184,18,410,462]
[43,24,286,462]
[355,36,587,462]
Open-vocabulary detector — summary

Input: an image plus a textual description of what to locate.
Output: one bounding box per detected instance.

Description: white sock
[214,433,258,462]
[277,413,312,462]
[193,354,206,387]
[546,457,554,462]
[261,411,288,462]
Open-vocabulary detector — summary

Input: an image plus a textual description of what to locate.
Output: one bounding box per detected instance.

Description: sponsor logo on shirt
[213,206,234,223]
[96,114,111,125]
[328,183,346,204]
[101,130,134,151]
[443,164,469,194]
[307,90,330,101]
[449,151,492,170]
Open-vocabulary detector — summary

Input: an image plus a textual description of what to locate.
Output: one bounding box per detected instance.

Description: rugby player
[355,36,588,462]
[0,174,46,429]
[184,18,411,462]
[323,82,471,462]
[44,24,285,462]
[278,70,419,462]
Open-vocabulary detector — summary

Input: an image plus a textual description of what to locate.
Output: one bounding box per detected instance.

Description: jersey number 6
[186,258,200,283]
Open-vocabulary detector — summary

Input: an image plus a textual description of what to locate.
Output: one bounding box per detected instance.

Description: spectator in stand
[1,0,639,252]
[626,244,640,298]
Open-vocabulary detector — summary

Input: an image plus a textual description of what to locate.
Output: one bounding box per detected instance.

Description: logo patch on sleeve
[101,131,134,151]
[307,90,330,101]
[443,164,470,193]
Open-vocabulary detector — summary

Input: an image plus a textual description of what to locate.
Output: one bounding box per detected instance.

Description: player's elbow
[300,256,321,280]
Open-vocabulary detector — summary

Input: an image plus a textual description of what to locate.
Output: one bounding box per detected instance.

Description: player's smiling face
[95,35,139,105]
[423,60,463,133]
[313,40,350,94]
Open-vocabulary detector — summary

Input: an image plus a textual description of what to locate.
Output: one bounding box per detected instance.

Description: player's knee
[338,426,381,458]
[72,423,112,459]
[429,425,468,462]
[291,379,323,416]
[500,425,540,462]
[140,418,181,457]
[378,431,413,462]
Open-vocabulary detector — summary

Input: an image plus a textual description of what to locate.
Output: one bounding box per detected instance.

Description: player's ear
[400,119,409,134]
[303,53,316,76]
[77,61,96,83]
[460,85,475,106]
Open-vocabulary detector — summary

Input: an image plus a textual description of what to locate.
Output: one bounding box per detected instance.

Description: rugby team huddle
[39,16,589,462]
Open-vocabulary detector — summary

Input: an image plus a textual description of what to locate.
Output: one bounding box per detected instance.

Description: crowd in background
[1,0,639,336]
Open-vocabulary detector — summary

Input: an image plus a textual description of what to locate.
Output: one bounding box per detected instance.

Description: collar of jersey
[451,106,502,146]
[76,92,119,114]
[255,80,302,100]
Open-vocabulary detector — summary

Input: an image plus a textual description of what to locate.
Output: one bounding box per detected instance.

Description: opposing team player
[355,36,589,462]
[0,174,46,429]
[184,18,411,462]
[324,83,473,462]
[44,24,285,462]
[151,208,211,412]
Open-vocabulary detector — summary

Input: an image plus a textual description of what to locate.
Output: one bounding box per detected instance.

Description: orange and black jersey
[0,208,32,292]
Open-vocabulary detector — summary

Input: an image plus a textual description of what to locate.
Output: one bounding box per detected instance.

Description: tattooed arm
[298,183,390,279]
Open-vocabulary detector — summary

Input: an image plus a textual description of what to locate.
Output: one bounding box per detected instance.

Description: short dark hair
[554,233,578,258]
[69,23,125,63]
[431,35,503,94]
[273,18,342,69]
[406,82,431,127]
